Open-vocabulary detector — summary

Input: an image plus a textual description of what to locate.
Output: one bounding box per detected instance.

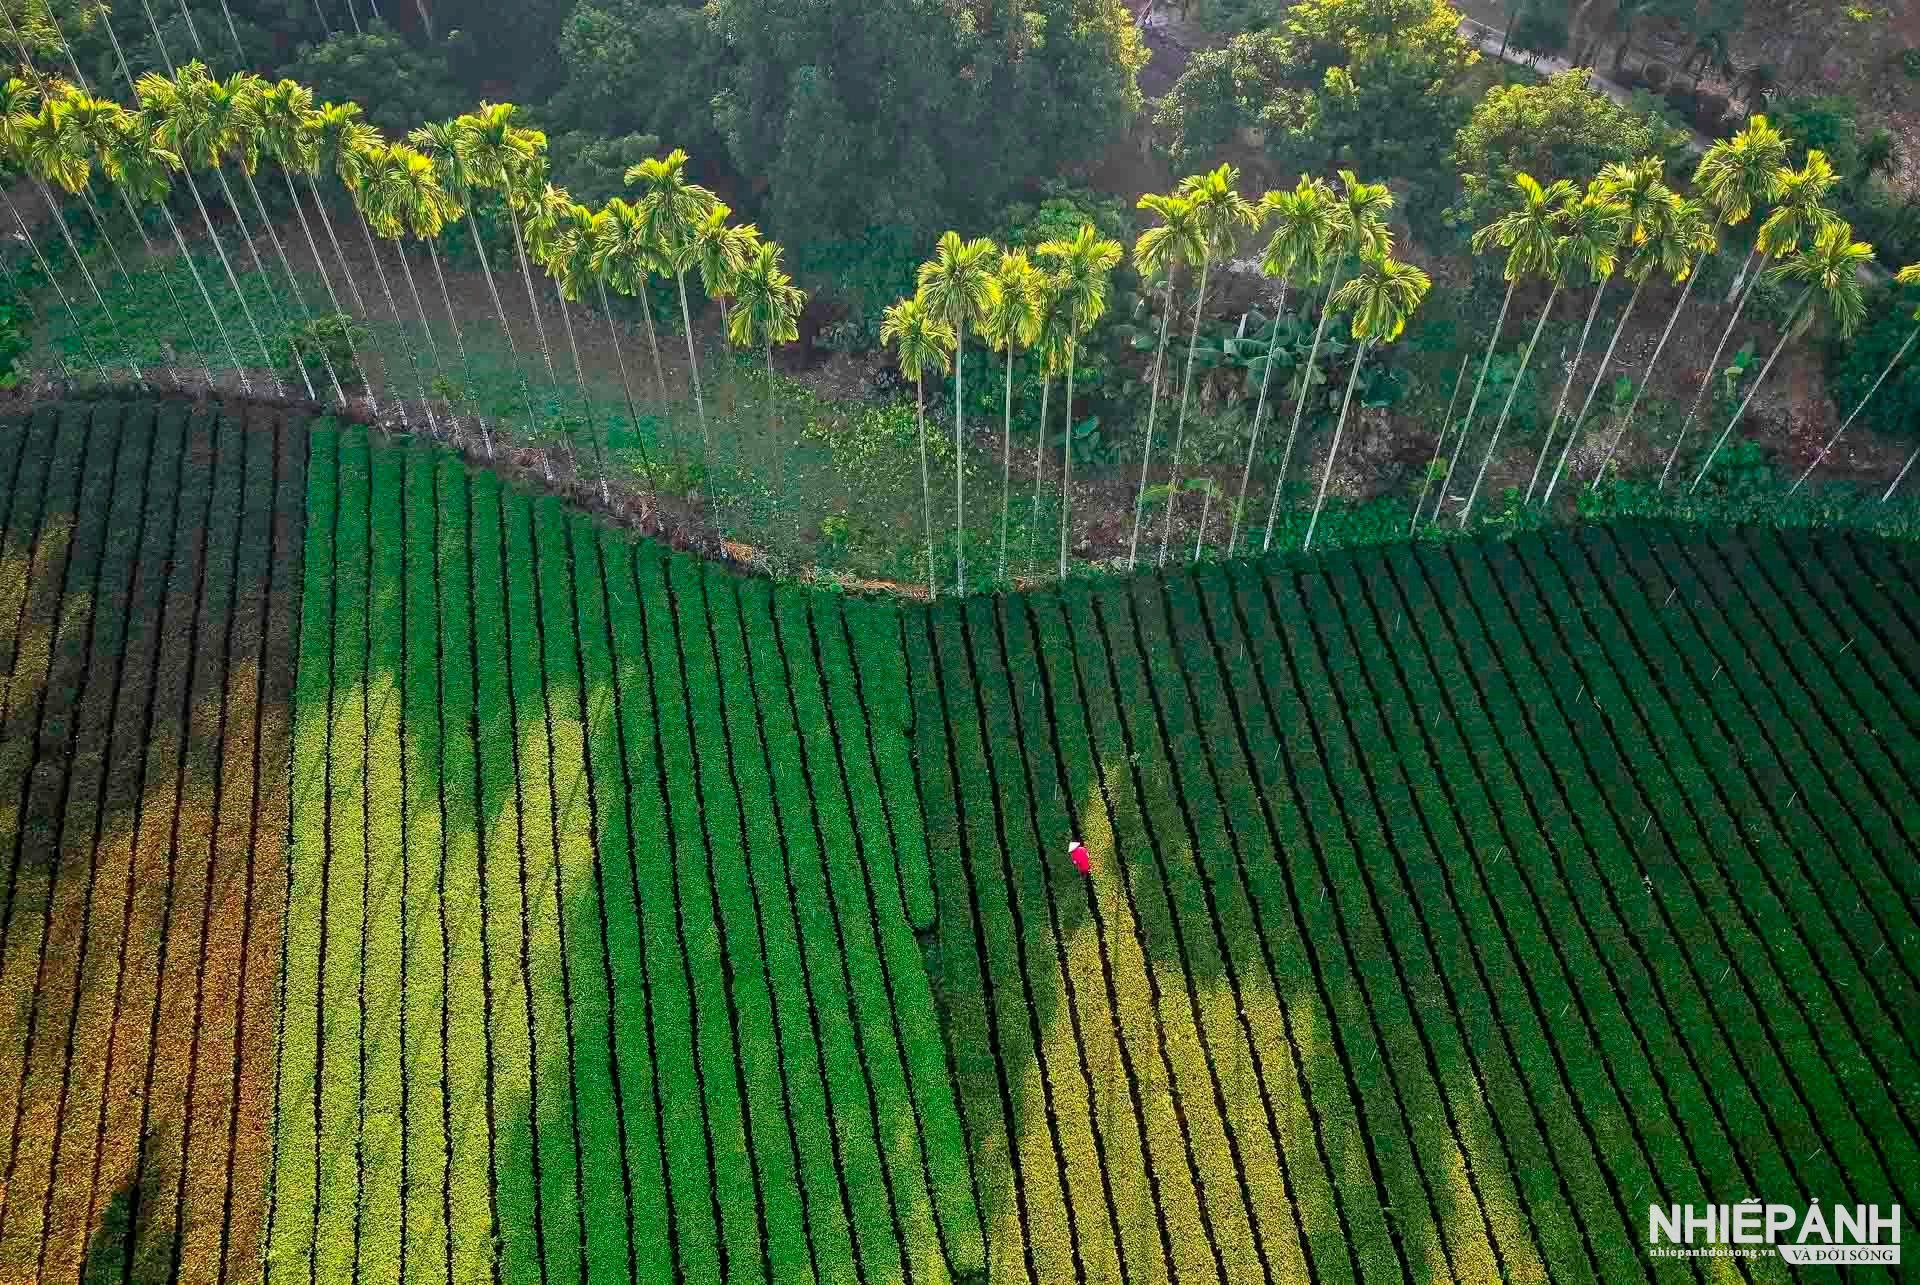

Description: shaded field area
[0,398,305,1282]
[263,424,982,1285]
[914,530,1920,1283]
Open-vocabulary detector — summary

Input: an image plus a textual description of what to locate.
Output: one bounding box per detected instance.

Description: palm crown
[1560,188,1629,284]
[879,294,954,385]
[1035,224,1123,334]
[1596,157,1671,245]
[1177,162,1259,258]
[917,231,999,340]
[1473,172,1574,281]
[1133,193,1205,287]
[727,240,806,350]
[689,201,759,303]
[1771,218,1872,338]
[1329,169,1394,260]
[982,251,1043,354]
[1333,252,1431,343]
[1258,176,1339,282]
[623,147,717,266]
[1754,149,1838,259]
[1694,113,1789,226]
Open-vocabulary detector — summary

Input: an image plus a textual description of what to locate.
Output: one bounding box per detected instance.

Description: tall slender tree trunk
[210,165,288,396]
[547,279,583,472]
[1266,256,1348,552]
[597,278,650,481]
[353,205,421,433]
[1462,283,1560,525]
[1793,323,1917,495]
[1547,275,1646,503]
[917,376,935,600]
[161,203,248,392]
[1160,255,1211,565]
[1413,351,1472,532]
[1663,252,1767,489]
[1690,293,1808,491]
[1724,242,1760,303]
[1304,342,1370,551]
[1128,275,1176,568]
[1027,374,1051,577]
[285,167,373,409]
[308,171,378,407]
[675,270,709,506]
[431,236,490,457]
[1527,275,1607,502]
[4,191,110,383]
[393,236,447,433]
[462,203,535,438]
[1058,340,1078,581]
[1229,280,1286,555]
[506,203,562,400]
[1433,278,1515,529]
[998,341,1016,581]
[241,164,328,401]
[953,318,967,594]
[1884,444,1919,501]
[554,287,606,506]
[32,179,146,387]
[1604,247,1708,485]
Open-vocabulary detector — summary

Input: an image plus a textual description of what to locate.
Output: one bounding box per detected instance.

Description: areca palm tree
[1548,191,1714,501]
[1265,170,1392,552]
[303,99,386,396]
[411,115,532,442]
[590,195,674,413]
[1160,163,1257,565]
[1612,115,1788,457]
[1128,190,1204,568]
[527,180,608,472]
[727,239,806,531]
[362,141,461,437]
[0,77,106,384]
[1460,184,1600,524]
[463,104,563,427]
[624,147,721,450]
[880,294,955,600]
[690,201,758,330]
[1230,175,1334,554]
[1304,252,1430,550]
[981,249,1042,581]
[1526,182,1629,502]
[1663,147,1835,488]
[1034,223,1123,579]
[573,205,653,485]
[335,127,431,431]
[1793,262,1920,495]
[917,230,999,593]
[1691,219,1871,491]
[1439,172,1573,528]
[1025,274,1068,577]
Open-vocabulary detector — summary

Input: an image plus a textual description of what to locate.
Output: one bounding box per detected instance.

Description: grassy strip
[503,491,589,1282]
[532,496,632,1285]
[176,411,277,1279]
[24,404,159,1281]
[665,555,809,1285]
[570,516,675,1285]
[82,403,205,1279]
[358,435,408,1282]
[125,406,243,1279]
[1521,535,1897,1208]
[923,601,1073,1283]
[469,469,542,1284]
[632,545,761,1281]
[1010,585,1217,1285]
[599,533,721,1285]
[436,456,500,1284]
[402,440,452,1285]
[0,400,124,1276]
[741,578,907,1284]
[902,608,1035,1285]
[234,407,307,1280]
[267,418,336,1281]
[813,593,983,1274]
[704,568,859,1285]
[837,595,934,933]
[316,425,372,1283]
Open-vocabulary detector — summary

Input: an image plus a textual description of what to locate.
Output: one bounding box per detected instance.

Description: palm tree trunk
[1304,342,1370,551]
[80,185,179,387]
[1265,256,1348,552]
[210,166,289,386]
[953,318,967,594]
[32,180,146,387]
[1605,247,1707,485]
[998,341,1015,581]
[1058,339,1078,581]
[161,203,248,393]
[675,269,709,505]
[1027,374,1051,577]
[353,205,421,432]
[1547,276,1645,504]
[1663,252,1766,489]
[1689,293,1808,492]
[548,279,584,472]
[1412,351,1472,532]
[308,171,378,402]
[917,377,935,600]
[1725,242,1760,304]
[1527,275,1607,502]
[0,251,68,382]
[1160,255,1211,566]
[1792,323,1917,495]
[393,236,448,433]
[639,291,669,404]
[4,191,111,384]
[241,165,329,401]
[1128,276,1176,568]
[107,182,206,390]
[1229,280,1286,556]
[462,203,536,439]
[433,236,490,457]
[1884,444,1919,501]
[1462,282,1560,525]
[286,168,373,410]
[506,203,562,399]
[1191,481,1212,562]
[1433,278,1516,529]
[554,288,607,507]
[597,278,650,480]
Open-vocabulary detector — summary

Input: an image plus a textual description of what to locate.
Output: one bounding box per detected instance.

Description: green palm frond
[1693,113,1789,226]
[1331,252,1431,344]
[1770,218,1873,338]
[880,293,955,384]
